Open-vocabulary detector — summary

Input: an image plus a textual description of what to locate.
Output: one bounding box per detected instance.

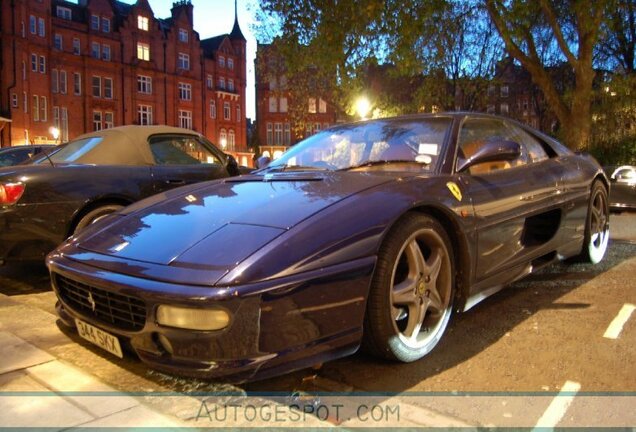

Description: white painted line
[533,380,580,430]
[603,304,636,339]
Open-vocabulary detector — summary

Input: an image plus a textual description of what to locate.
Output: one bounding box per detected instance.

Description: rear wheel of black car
[580,181,610,264]
[363,213,454,362]
[74,204,124,234]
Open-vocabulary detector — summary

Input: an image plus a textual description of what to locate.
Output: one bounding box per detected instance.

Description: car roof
[68,126,203,165]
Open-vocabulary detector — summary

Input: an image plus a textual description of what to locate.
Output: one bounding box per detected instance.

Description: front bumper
[48,252,375,382]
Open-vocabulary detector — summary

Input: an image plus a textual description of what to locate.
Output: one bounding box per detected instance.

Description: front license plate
[75,318,123,358]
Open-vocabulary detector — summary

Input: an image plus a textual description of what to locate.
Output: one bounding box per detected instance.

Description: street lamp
[49,126,60,143]
[355,96,371,120]
[220,137,227,150]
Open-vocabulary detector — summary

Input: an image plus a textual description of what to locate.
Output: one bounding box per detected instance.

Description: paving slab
[75,405,185,428]
[0,331,53,374]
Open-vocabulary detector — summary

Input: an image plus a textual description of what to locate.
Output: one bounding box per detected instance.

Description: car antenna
[41,148,55,167]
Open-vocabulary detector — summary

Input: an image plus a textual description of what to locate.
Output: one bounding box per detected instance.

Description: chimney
[171,0,193,25]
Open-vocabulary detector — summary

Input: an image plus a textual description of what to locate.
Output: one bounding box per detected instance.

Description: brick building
[0,0,252,166]
[255,42,337,158]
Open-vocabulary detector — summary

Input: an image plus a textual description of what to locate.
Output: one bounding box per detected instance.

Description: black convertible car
[0,126,241,265]
[48,113,610,381]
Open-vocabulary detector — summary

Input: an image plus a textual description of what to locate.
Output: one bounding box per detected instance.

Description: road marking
[533,380,580,430]
[603,304,636,340]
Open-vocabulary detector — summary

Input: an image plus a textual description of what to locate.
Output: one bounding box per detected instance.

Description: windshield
[266,118,451,172]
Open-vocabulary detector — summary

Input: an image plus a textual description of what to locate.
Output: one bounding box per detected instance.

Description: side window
[149,135,221,165]
[458,118,524,174]
[505,124,549,163]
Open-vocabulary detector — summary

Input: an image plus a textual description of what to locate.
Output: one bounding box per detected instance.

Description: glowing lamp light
[355,96,371,120]
[49,127,60,142]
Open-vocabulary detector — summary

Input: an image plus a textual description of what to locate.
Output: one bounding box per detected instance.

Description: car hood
[74,172,396,283]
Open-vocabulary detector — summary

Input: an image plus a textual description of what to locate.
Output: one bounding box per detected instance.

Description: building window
[102,17,110,33]
[306,123,312,136]
[73,72,81,95]
[236,105,240,123]
[137,43,150,61]
[500,102,509,114]
[219,77,226,89]
[488,85,496,96]
[61,108,69,141]
[178,53,190,70]
[487,104,495,114]
[51,69,59,93]
[223,102,230,120]
[105,112,114,129]
[266,123,273,145]
[54,34,63,50]
[11,93,18,108]
[206,74,213,89]
[179,28,188,43]
[73,38,81,55]
[91,15,100,30]
[179,110,192,129]
[40,96,47,121]
[228,79,234,92]
[33,95,39,121]
[31,54,37,72]
[219,129,227,148]
[57,7,71,20]
[39,56,45,73]
[284,123,291,145]
[138,105,153,125]
[104,78,113,99]
[29,16,36,34]
[210,100,216,119]
[91,42,100,59]
[102,44,111,61]
[219,56,225,68]
[228,129,235,150]
[280,97,288,113]
[274,123,282,145]
[319,98,327,113]
[93,111,102,131]
[228,58,234,70]
[308,98,316,114]
[178,82,191,100]
[38,18,45,37]
[501,85,509,98]
[92,76,101,98]
[268,96,277,113]
[59,70,67,94]
[314,123,321,133]
[137,75,152,94]
[138,16,149,31]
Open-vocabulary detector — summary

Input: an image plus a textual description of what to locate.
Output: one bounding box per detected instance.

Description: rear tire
[73,204,124,234]
[578,181,610,264]
[363,213,454,362]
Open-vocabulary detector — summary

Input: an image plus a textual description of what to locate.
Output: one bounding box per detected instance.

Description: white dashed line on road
[603,303,635,340]
[533,380,581,431]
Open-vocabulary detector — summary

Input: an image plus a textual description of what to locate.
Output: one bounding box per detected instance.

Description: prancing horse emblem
[87,291,96,312]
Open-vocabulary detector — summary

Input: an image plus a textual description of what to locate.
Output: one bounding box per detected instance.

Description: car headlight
[156,305,230,331]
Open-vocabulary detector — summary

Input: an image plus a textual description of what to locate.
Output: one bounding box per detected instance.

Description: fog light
[156,305,230,331]
[156,334,174,354]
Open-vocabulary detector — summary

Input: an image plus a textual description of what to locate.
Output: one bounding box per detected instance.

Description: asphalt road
[1,212,634,427]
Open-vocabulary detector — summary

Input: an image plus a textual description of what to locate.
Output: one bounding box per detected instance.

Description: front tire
[363,213,454,362]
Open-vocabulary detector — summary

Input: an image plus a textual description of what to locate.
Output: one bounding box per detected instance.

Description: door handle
[165,179,186,185]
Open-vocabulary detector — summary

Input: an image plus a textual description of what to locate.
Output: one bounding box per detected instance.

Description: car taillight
[0,182,25,205]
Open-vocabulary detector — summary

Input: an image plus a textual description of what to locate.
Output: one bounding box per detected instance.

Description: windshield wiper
[339,159,430,171]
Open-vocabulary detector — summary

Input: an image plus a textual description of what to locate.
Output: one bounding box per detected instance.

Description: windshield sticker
[446,182,462,201]
[415,155,432,164]
[418,143,439,155]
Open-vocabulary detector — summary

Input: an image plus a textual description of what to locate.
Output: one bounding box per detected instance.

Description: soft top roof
[70,125,203,165]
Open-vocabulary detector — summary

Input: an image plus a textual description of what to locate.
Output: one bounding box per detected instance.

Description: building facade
[0,0,252,165]
[255,42,337,158]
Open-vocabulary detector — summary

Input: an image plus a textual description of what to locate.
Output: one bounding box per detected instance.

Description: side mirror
[256,156,271,169]
[457,140,522,173]
[225,154,240,176]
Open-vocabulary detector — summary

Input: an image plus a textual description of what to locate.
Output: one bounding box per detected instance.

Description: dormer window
[179,28,188,43]
[138,16,149,31]
[57,7,72,20]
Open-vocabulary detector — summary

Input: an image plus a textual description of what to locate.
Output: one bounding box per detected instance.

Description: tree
[597,0,636,73]
[485,0,608,150]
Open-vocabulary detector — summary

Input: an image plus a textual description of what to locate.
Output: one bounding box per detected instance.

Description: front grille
[56,274,147,332]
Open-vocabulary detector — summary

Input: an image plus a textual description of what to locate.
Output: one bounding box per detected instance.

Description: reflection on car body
[47,113,610,382]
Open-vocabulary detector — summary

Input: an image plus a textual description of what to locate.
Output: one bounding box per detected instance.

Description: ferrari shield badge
[446,182,462,202]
